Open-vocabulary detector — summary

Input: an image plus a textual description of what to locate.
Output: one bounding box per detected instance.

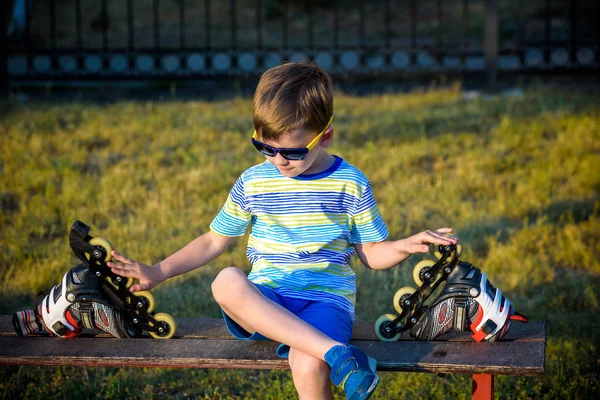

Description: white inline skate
[375,244,528,342]
[13,220,177,339]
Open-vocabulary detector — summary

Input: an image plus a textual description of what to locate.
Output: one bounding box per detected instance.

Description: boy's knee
[211,267,247,305]
[290,350,331,382]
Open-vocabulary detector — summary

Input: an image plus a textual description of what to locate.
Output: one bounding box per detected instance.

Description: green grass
[1,84,599,399]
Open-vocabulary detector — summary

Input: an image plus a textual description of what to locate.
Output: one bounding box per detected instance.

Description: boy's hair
[253,62,333,141]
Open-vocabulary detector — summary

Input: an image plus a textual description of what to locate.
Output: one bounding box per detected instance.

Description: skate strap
[454,297,468,332]
[63,310,82,338]
[472,327,488,342]
[77,302,95,329]
[472,319,499,342]
[509,312,529,323]
[469,305,487,342]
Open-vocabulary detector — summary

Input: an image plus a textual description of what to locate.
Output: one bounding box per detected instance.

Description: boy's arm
[108,230,236,292]
[354,228,457,270]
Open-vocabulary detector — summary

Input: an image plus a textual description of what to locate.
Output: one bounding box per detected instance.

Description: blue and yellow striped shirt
[210,156,388,318]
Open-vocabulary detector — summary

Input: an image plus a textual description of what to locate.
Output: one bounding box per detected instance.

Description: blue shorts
[222,283,354,358]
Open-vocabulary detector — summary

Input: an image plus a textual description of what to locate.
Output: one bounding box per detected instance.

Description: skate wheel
[133,290,156,313]
[434,243,463,261]
[393,286,417,315]
[374,314,402,341]
[87,237,114,262]
[150,313,177,339]
[413,259,442,286]
[107,276,135,290]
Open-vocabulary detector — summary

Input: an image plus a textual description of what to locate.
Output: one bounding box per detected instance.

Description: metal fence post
[484,0,499,88]
[0,1,13,98]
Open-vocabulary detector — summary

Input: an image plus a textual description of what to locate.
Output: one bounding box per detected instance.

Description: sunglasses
[252,116,333,161]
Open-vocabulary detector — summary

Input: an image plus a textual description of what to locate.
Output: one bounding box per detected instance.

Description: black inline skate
[12,220,177,339]
[374,244,528,342]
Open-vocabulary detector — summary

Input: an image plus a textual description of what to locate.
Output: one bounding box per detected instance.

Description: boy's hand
[107,251,164,292]
[402,228,458,254]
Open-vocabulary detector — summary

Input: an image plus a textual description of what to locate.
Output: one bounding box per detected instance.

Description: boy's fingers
[424,230,451,241]
[436,228,453,234]
[110,267,136,277]
[423,230,457,245]
[131,283,153,293]
[110,251,141,268]
[408,242,430,253]
[110,251,129,263]
[107,260,126,269]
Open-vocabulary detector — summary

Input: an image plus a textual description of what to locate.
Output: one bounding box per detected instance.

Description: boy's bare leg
[211,267,345,360]
[289,348,335,400]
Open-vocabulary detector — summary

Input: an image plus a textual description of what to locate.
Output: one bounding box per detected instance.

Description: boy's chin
[277,167,300,177]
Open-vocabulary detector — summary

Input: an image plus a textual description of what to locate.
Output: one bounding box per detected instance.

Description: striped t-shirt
[210,156,388,318]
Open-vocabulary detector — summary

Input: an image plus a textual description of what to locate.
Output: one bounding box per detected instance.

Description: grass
[0,84,599,399]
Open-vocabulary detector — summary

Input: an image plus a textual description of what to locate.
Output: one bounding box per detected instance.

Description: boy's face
[256,127,334,178]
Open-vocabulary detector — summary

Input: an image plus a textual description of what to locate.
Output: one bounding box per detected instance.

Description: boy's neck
[301,151,336,176]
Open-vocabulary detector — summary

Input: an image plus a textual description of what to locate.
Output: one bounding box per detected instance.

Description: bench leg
[472,374,494,400]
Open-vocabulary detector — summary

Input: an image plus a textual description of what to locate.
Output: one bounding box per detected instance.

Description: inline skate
[374,244,528,342]
[12,220,177,339]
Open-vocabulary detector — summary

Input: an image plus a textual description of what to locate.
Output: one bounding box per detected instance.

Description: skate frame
[69,220,173,338]
[380,245,461,338]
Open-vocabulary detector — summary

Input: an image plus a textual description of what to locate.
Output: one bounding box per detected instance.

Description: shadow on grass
[516,269,600,340]
[338,90,600,146]
[7,83,600,141]
[454,195,599,256]
[526,197,600,224]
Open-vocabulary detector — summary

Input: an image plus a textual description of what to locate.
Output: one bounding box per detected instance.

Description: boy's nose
[272,153,289,166]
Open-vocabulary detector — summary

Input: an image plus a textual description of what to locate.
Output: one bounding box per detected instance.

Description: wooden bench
[0,315,546,400]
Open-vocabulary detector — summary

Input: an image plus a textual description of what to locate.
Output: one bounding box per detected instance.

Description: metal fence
[2,0,599,85]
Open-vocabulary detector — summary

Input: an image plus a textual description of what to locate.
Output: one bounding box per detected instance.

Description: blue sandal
[325,345,380,400]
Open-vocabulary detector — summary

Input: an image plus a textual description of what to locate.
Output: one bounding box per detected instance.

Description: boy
[108,62,458,400]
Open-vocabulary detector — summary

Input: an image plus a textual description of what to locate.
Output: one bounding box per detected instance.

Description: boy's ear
[320,128,334,148]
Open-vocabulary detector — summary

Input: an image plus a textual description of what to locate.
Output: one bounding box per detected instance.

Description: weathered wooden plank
[0,334,545,375]
[0,315,547,343]
[0,315,15,335]
[0,314,546,375]
[355,340,545,375]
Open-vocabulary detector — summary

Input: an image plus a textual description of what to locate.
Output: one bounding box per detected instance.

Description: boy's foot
[325,345,380,400]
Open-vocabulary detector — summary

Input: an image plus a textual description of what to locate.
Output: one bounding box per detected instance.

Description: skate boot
[13,263,141,338]
[67,220,177,339]
[374,244,528,342]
